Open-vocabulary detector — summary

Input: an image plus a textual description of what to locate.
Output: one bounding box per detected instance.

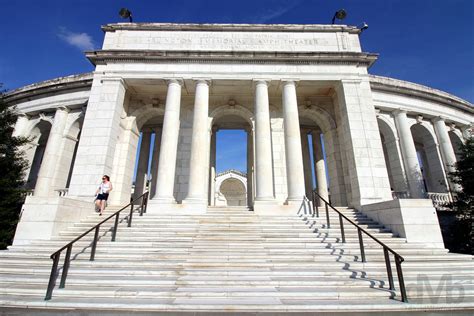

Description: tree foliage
[446,136,474,254]
[0,87,29,249]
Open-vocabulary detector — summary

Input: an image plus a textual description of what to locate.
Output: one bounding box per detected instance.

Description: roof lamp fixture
[359,22,369,32]
[331,9,347,24]
[119,8,133,22]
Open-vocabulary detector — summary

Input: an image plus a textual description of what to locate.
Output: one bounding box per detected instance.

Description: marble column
[312,131,329,204]
[432,117,459,192]
[150,128,162,199]
[282,80,305,202]
[34,107,70,197]
[301,129,313,199]
[393,109,425,198]
[253,80,275,202]
[184,80,210,204]
[133,130,152,199]
[246,128,254,206]
[154,79,182,203]
[208,129,217,206]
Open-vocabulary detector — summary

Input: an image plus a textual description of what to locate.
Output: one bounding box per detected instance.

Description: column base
[147,199,207,214]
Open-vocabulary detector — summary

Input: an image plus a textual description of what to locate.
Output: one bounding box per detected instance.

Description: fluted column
[393,109,425,198]
[133,130,152,199]
[282,80,305,202]
[34,107,70,197]
[301,129,313,199]
[312,131,329,204]
[253,80,275,202]
[183,79,210,204]
[154,79,182,203]
[150,128,162,199]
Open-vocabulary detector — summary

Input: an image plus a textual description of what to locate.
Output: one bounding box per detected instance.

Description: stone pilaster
[34,107,70,197]
[246,128,254,206]
[153,79,183,204]
[68,77,128,198]
[209,129,217,206]
[393,109,425,198]
[335,80,392,207]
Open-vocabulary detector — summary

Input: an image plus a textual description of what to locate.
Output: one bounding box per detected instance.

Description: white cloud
[251,0,302,23]
[58,27,95,51]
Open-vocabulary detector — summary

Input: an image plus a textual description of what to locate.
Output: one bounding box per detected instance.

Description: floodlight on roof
[332,9,347,24]
[359,22,369,32]
[119,8,133,22]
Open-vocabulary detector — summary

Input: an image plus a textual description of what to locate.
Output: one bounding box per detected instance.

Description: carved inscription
[144,32,331,51]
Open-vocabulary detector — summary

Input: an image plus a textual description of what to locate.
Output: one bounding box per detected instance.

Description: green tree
[0,87,29,249]
[447,136,474,254]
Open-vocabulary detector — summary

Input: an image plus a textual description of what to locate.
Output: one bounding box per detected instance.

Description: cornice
[4,73,93,104]
[369,74,473,114]
[86,50,378,67]
[102,23,362,34]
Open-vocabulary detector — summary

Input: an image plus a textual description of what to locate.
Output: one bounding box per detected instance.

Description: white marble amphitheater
[1,23,473,314]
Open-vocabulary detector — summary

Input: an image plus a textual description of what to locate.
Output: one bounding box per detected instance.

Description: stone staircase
[0,205,473,314]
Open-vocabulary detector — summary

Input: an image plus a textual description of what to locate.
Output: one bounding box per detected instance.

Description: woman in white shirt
[95,175,113,216]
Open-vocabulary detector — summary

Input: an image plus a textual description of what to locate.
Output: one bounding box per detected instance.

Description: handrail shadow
[301,191,408,303]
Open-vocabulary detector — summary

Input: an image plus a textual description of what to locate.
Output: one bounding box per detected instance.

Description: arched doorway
[411,123,448,194]
[25,120,51,190]
[215,170,247,206]
[209,104,253,207]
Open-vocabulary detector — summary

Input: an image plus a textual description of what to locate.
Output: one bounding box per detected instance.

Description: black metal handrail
[44,191,149,300]
[311,190,408,302]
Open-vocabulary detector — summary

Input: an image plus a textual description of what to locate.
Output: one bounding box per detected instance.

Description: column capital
[393,108,409,116]
[56,106,71,113]
[165,78,184,86]
[193,78,212,86]
[252,79,271,87]
[280,79,299,88]
[100,77,129,90]
[432,116,448,123]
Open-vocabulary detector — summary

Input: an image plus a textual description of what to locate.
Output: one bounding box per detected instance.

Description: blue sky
[1,0,473,102]
[2,0,473,175]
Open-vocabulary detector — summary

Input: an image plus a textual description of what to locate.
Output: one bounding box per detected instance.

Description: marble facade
[5,23,473,245]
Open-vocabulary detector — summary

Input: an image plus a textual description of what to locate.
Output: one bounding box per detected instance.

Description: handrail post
[128,201,134,227]
[45,252,61,300]
[338,214,345,243]
[357,228,366,262]
[140,194,145,216]
[315,192,319,217]
[325,202,330,228]
[383,248,395,291]
[111,213,119,241]
[395,255,408,302]
[90,226,100,261]
[143,192,148,214]
[59,245,72,289]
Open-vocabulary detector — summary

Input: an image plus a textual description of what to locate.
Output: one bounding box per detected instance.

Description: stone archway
[215,170,248,206]
[410,123,448,193]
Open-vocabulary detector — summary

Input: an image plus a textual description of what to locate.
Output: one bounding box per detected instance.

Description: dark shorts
[97,193,109,201]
